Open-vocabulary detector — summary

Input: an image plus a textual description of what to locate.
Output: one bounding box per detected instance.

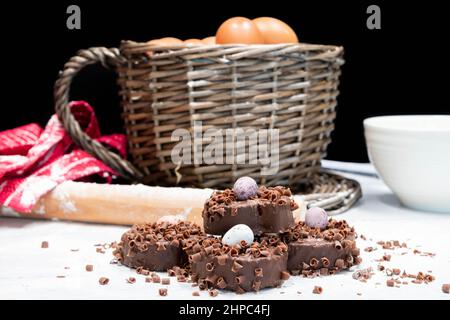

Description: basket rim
[120,40,343,52]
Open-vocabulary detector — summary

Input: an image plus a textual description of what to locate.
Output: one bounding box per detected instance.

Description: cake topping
[283,218,356,242]
[233,176,258,200]
[115,221,204,254]
[305,207,328,230]
[222,224,254,246]
[189,234,286,260]
[204,185,297,218]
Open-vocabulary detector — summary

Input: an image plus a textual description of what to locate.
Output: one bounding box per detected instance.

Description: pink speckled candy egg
[233,176,258,200]
[305,207,328,230]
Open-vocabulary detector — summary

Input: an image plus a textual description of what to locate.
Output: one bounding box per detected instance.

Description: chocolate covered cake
[112,176,362,294]
[114,221,204,271]
[283,219,362,276]
[188,235,290,293]
[203,186,298,236]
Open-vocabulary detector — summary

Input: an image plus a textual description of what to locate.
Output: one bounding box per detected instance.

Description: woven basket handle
[54,47,143,181]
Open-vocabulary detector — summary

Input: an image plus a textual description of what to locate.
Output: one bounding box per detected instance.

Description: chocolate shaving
[216,254,227,266]
[167,269,176,276]
[205,262,215,272]
[198,279,207,290]
[252,280,262,291]
[216,277,227,289]
[159,288,168,296]
[99,277,109,285]
[235,286,246,294]
[162,278,170,285]
[41,241,49,249]
[231,261,243,273]
[442,284,450,294]
[85,264,93,272]
[190,252,202,263]
[235,275,245,284]
[127,277,136,284]
[335,259,345,269]
[254,267,263,277]
[280,271,290,280]
[312,286,323,294]
[156,242,166,251]
[209,289,219,297]
[310,258,319,269]
[352,267,373,281]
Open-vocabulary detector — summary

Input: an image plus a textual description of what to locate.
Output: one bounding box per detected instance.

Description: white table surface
[1,162,449,300]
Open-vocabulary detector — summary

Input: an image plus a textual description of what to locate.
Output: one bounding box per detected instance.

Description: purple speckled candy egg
[233,176,258,200]
[305,207,328,230]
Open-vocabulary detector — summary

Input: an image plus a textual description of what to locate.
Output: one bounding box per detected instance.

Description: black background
[1,1,448,162]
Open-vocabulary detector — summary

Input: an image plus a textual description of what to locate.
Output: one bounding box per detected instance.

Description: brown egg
[184,39,204,45]
[253,17,299,44]
[202,36,216,45]
[216,17,264,44]
[148,37,183,46]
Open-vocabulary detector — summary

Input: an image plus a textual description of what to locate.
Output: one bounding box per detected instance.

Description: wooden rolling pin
[0,181,304,226]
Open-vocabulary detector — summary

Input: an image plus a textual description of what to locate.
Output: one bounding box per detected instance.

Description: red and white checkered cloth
[0,101,126,213]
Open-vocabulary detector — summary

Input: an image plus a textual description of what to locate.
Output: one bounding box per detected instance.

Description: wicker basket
[54,41,344,189]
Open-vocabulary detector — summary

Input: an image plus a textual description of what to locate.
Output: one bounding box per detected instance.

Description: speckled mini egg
[222,224,254,246]
[305,207,328,230]
[233,176,258,200]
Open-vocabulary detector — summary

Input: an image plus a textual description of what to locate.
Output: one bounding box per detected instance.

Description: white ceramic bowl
[364,115,450,213]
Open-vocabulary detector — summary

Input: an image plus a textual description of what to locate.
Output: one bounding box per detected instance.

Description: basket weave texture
[118,41,344,188]
[54,42,344,189]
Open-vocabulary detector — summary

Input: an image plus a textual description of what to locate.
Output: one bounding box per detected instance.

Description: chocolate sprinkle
[209,289,219,297]
[280,271,290,280]
[159,288,168,296]
[442,284,450,294]
[312,286,323,294]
